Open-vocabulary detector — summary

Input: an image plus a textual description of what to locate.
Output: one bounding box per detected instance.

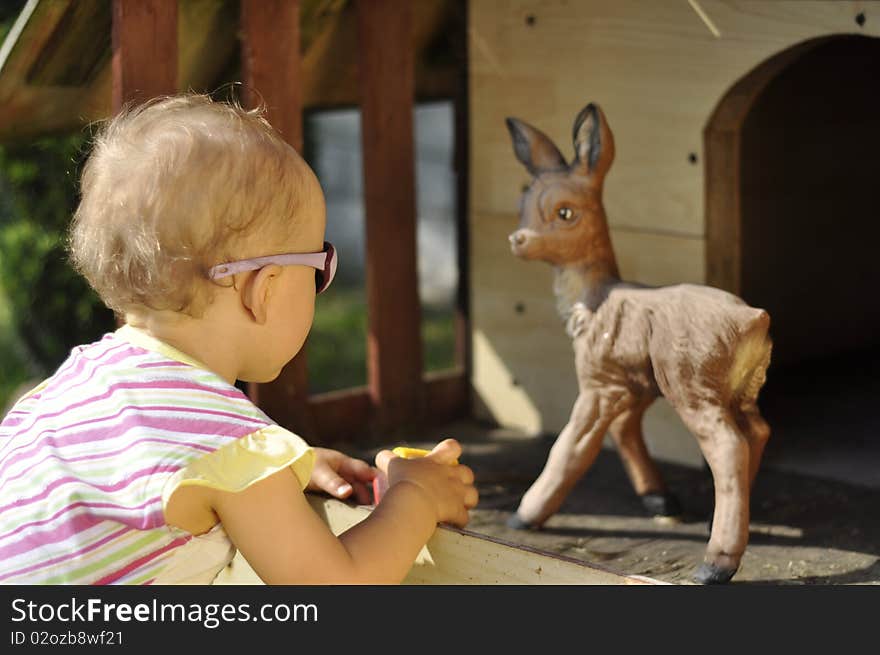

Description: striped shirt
[0,326,313,585]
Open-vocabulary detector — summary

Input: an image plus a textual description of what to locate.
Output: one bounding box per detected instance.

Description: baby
[0,94,477,584]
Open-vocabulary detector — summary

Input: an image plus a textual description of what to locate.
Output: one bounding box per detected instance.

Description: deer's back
[572,283,770,401]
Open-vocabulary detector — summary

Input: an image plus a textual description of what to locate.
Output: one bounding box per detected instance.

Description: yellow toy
[372,446,458,503]
[392,446,458,465]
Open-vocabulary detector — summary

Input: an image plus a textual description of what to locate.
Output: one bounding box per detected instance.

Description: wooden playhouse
[2,0,879,584]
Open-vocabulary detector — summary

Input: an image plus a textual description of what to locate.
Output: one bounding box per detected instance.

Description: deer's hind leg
[509,389,628,529]
[677,404,751,584]
[735,401,771,489]
[609,397,681,517]
[734,338,772,488]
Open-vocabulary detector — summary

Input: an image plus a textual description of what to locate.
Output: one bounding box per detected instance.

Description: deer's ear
[506,117,567,176]
[572,103,615,179]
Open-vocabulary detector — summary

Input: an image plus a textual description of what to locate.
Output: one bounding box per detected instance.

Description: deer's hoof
[507,514,541,531]
[640,492,682,518]
[692,562,737,585]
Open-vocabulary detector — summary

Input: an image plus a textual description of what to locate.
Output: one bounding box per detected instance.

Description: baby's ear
[241,265,282,324]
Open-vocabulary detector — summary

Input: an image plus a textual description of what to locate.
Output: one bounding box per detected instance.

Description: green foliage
[308,287,457,394]
[0,277,35,410]
[0,132,115,392]
[307,288,368,392]
[422,305,457,372]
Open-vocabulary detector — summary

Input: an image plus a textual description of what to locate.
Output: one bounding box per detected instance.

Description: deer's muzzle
[509,229,533,258]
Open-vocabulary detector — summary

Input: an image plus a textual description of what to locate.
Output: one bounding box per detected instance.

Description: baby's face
[241,164,328,382]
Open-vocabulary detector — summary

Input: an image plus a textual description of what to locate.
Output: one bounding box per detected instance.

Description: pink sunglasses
[208,241,338,294]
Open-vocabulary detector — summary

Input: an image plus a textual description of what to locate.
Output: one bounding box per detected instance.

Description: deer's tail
[728,310,772,403]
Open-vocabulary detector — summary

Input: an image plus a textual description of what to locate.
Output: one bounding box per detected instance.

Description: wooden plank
[301,0,457,108]
[704,127,741,295]
[309,387,372,442]
[240,0,302,148]
[215,495,661,585]
[423,369,469,425]
[108,0,175,331]
[26,0,110,87]
[0,0,49,79]
[0,1,85,141]
[356,0,423,431]
[306,372,468,444]
[177,0,239,96]
[240,0,315,438]
[111,0,177,111]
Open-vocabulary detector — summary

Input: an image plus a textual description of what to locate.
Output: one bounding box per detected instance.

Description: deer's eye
[557,206,575,221]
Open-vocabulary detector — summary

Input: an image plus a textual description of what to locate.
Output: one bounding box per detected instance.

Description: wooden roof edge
[0,0,39,79]
[0,0,462,143]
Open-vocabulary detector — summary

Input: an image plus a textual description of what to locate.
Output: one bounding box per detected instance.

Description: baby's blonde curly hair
[70,93,313,317]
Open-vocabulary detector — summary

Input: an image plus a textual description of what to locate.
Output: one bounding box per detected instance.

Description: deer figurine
[504,103,772,584]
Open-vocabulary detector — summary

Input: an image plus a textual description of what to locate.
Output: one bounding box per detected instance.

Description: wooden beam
[357,0,423,431]
[703,129,741,295]
[306,372,468,444]
[309,387,372,442]
[111,0,177,112]
[215,495,662,585]
[0,1,461,142]
[423,369,469,425]
[240,0,302,148]
[451,0,471,391]
[240,0,315,438]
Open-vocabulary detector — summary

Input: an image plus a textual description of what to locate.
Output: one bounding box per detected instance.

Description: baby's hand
[375,439,479,527]
[308,448,378,505]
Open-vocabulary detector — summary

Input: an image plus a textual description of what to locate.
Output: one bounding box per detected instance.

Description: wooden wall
[468,0,880,465]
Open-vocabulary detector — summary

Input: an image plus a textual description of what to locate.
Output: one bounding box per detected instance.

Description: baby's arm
[209,439,477,584]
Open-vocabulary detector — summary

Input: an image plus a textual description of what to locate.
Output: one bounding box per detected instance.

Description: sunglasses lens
[316,243,336,294]
[315,243,337,294]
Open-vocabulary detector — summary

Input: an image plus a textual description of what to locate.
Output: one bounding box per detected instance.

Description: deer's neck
[553,259,621,322]
[550,205,622,324]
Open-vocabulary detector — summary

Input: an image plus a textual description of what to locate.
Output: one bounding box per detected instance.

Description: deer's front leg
[609,398,681,518]
[509,390,620,529]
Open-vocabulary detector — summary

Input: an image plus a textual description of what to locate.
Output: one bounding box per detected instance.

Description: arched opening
[705,35,880,484]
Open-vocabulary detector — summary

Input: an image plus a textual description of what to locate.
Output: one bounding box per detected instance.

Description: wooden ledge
[214,495,665,585]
